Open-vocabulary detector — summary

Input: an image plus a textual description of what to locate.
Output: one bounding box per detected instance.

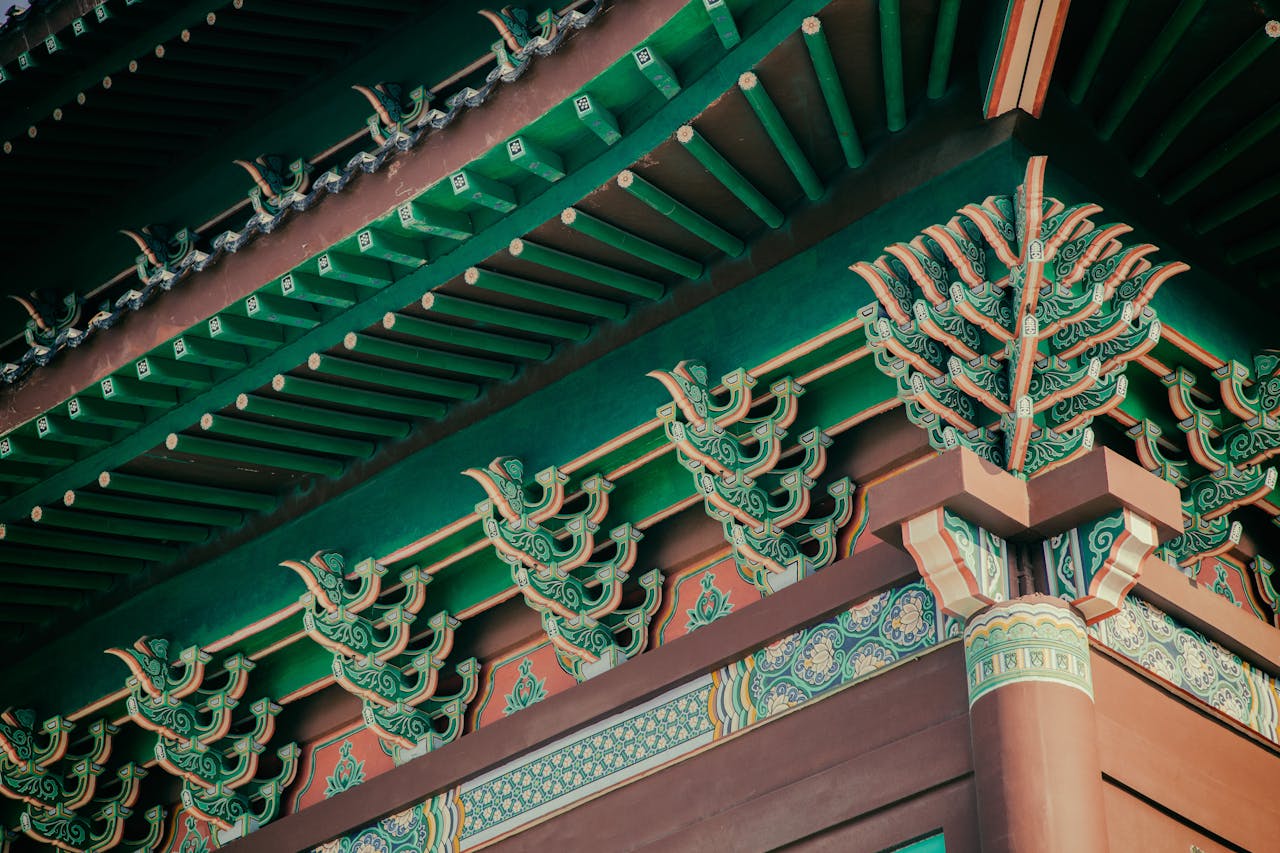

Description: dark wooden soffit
[228,541,919,853]
[0,0,426,233]
[0,0,684,430]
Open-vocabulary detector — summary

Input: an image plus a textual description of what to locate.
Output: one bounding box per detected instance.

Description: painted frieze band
[312,580,952,852]
[1091,594,1280,745]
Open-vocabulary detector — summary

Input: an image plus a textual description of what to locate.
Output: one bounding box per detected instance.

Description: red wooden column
[963,595,1107,852]
[870,447,1183,852]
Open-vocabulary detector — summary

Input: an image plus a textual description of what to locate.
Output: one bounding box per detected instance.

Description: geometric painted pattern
[312,581,954,851]
[312,792,460,853]
[1091,594,1280,744]
[457,682,715,847]
[963,599,1093,705]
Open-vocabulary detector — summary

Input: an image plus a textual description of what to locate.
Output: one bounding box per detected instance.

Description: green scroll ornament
[284,551,477,764]
[466,457,661,681]
[650,360,853,594]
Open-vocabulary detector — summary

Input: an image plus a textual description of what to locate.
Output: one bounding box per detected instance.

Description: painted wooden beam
[738,71,823,200]
[675,126,782,229]
[449,169,517,213]
[382,312,552,361]
[344,331,516,380]
[355,227,430,268]
[506,136,565,183]
[235,394,411,440]
[31,505,210,543]
[173,335,249,369]
[1132,21,1280,177]
[984,0,1072,119]
[422,292,589,342]
[633,45,681,99]
[0,565,113,591]
[307,353,479,401]
[926,0,963,99]
[200,413,376,458]
[65,490,245,527]
[272,374,447,420]
[617,170,743,256]
[0,523,177,562]
[464,267,628,321]
[573,93,622,145]
[66,397,143,428]
[1163,102,1280,203]
[35,415,113,447]
[802,17,865,168]
[396,201,473,241]
[317,250,394,288]
[1097,0,1206,139]
[1193,173,1280,234]
[507,239,663,300]
[561,207,703,278]
[244,292,321,329]
[701,0,740,49]
[97,470,276,512]
[277,271,358,308]
[1067,0,1129,104]
[207,313,283,348]
[1,434,76,466]
[166,432,346,477]
[879,0,906,129]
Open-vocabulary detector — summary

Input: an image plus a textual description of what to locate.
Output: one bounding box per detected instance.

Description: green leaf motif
[503,659,547,716]
[1211,564,1241,608]
[177,817,209,853]
[685,572,733,632]
[323,740,366,799]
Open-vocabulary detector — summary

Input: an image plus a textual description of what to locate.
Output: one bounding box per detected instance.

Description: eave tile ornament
[10,289,84,351]
[234,155,313,220]
[352,82,437,147]
[107,637,298,844]
[0,2,603,388]
[466,457,661,681]
[650,360,854,594]
[282,552,478,764]
[119,225,206,286]
[856,155,1186,478]
[1,708,163,853]
[480,6,561,79]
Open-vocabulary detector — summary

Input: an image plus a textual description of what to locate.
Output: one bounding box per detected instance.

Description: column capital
[964,596,1091,706]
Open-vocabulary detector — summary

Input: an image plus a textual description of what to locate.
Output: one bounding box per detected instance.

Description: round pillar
[963,595,1108,853]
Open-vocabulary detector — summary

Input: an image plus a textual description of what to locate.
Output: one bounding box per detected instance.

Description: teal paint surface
[887,833,945,853]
